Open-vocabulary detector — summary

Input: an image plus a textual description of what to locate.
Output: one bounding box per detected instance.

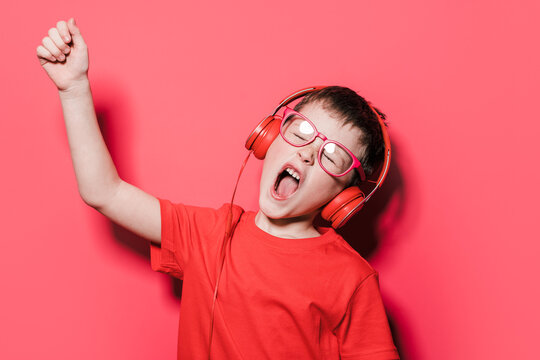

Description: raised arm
[37,18,161,244]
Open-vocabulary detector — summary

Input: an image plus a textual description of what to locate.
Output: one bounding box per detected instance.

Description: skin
[255,101,364,239]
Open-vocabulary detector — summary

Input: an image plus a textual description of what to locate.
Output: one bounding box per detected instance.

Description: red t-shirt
[150,198,399,359]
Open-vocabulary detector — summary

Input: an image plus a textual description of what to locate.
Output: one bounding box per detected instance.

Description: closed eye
[323,153,336,164]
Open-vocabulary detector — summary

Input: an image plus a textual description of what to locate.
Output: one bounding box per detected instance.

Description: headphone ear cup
[321,187,366,229]
[245,115,282,159]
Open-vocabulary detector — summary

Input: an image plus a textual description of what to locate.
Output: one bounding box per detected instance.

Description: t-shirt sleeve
[335,272,400,360]
[149,198,241,280]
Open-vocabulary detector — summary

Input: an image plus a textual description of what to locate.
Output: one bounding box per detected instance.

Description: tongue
[277,176,299,197]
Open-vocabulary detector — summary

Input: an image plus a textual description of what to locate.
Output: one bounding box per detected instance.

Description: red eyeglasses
[279,106,366,180]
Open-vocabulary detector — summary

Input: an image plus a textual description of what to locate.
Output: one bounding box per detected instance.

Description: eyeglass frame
[279,106,366,181]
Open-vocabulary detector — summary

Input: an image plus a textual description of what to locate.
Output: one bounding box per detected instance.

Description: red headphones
[245,86,392,228]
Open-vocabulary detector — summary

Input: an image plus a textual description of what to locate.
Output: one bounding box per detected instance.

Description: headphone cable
[208,150,253,360]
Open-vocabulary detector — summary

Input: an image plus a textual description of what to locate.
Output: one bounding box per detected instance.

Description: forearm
[58,77,121,207]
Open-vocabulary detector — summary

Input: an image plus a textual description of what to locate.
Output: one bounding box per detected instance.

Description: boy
[37,18,399,359]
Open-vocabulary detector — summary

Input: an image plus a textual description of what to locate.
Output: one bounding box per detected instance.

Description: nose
[297,141,319,165]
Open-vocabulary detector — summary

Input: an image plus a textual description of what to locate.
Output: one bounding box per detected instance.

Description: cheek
[262,142,278,168]
[260,140,285,183]
[266,136,287,156]
[308,169,340,194]
[263,138,291,168]
[317,172,351,197]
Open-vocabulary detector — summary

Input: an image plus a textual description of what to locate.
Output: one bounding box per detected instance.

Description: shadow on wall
[94,88,184,300]
[93,85,415,358]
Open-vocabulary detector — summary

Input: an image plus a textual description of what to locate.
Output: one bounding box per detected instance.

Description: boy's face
[258,101,365,222]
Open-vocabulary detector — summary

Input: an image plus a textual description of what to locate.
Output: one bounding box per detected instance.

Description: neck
[254,210,321,239]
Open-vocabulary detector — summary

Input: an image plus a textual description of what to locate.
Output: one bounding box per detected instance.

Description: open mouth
[272,166,301,200]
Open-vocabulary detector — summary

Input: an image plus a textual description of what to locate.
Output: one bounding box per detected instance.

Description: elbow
[79,191,103,209]
[78,179,123,209]
[78,187,116,209]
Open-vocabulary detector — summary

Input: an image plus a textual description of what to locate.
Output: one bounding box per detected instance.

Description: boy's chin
[258,199,323,223]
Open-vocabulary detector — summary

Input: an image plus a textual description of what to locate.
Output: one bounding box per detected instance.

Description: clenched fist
[37,18,89,92]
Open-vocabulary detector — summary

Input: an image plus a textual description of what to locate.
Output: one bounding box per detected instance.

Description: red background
[1,1,539,359]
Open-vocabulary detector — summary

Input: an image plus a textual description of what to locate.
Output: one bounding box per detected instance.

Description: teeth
[286,167,300,181]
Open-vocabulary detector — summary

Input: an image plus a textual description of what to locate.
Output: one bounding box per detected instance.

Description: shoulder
[324,230,377,284]
[215,203,245,220]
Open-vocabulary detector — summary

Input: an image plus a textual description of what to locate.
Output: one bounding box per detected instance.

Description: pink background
[1,1,539,359]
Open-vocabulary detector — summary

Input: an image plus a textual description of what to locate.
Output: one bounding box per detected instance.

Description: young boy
[37,18,400,359]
